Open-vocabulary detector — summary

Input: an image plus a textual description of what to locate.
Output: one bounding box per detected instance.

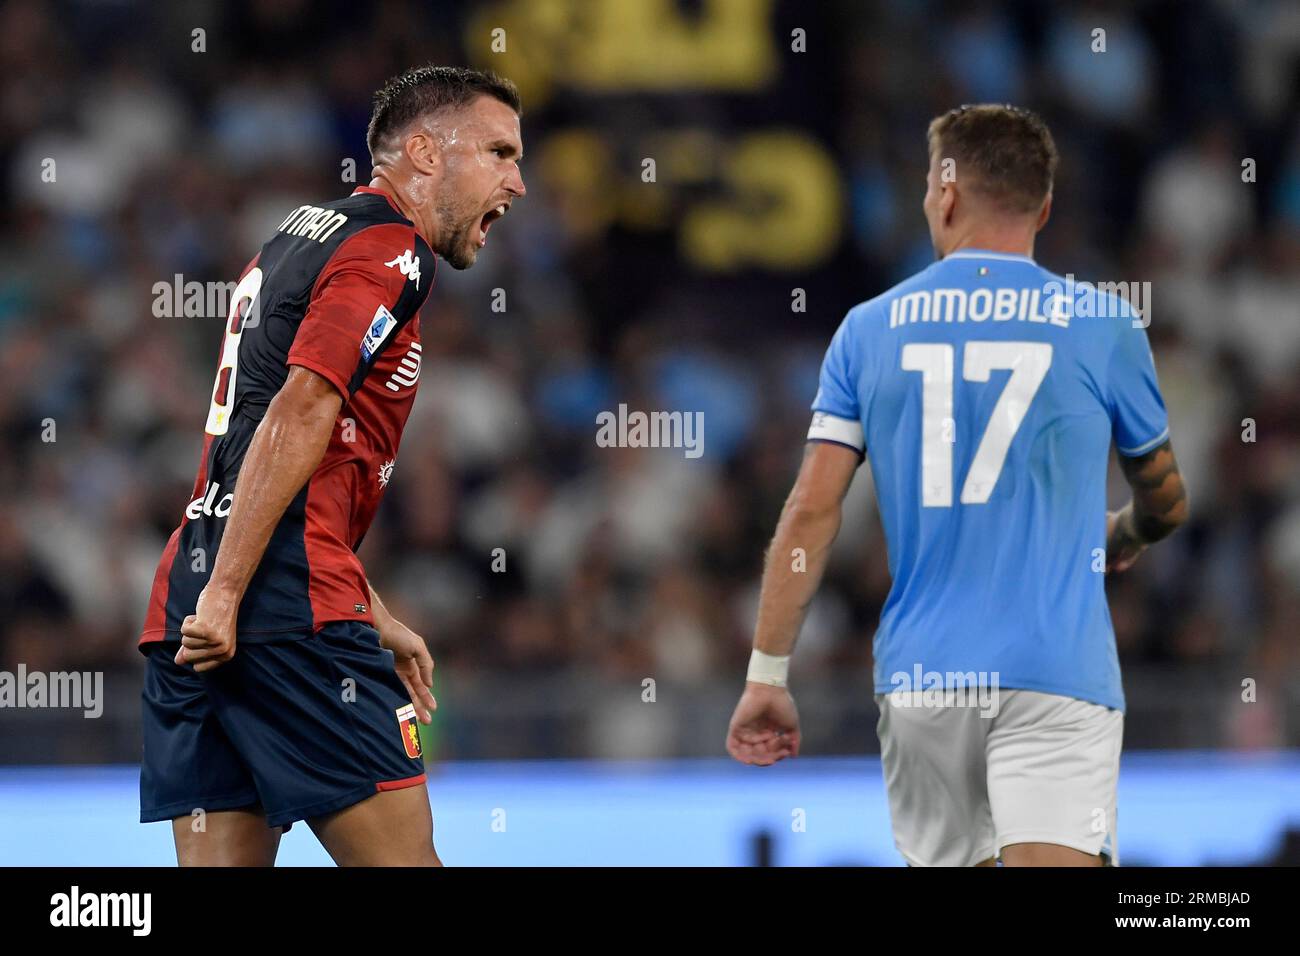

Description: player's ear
[1035,193,1052,232]
[404,130,442,177]
[939,180,957,225]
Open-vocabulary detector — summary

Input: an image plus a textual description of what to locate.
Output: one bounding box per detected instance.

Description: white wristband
[747,649,790,687]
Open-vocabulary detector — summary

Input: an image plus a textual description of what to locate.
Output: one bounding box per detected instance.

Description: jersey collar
[945,248,1036,264]
[351,185,409,221]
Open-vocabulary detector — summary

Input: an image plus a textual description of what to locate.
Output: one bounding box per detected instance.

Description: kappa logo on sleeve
[396,703,423,758]
[384,249,421,289]
[361,304,398,361]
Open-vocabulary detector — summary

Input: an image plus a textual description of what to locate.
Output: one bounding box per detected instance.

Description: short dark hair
[366,65,521,160]
[927,104,1058,215]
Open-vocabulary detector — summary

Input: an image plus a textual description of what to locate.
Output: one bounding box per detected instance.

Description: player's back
[810,249,1169,710]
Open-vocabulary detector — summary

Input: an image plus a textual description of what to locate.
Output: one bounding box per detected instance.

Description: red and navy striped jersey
[140,186,434,645]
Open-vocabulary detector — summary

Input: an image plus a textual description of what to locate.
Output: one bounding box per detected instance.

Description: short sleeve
[286,223,431,399]
[1106,316,1169,456]
[808,311,865,454]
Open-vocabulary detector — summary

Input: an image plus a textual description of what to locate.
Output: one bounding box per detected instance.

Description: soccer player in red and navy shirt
[138,66,524,866]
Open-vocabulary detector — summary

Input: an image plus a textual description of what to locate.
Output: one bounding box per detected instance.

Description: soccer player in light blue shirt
[727,105,1188,867]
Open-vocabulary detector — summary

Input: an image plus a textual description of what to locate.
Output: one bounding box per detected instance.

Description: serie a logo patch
[395,703,423,758]
[361,304,398,361]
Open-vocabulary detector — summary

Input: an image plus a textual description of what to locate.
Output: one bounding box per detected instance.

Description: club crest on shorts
[396,703,423,758]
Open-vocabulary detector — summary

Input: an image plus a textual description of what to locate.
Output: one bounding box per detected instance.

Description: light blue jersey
[809,250,1170,711]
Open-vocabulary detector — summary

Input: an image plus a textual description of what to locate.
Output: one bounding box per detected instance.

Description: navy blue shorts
[140,620,427,829]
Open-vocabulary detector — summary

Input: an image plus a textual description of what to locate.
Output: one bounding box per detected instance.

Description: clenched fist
[175,586,239,672]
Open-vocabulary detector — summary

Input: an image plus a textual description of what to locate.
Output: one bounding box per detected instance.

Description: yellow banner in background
[471,0,843,271]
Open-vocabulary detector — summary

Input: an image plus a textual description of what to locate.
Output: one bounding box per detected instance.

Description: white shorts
[875,688,1123,866]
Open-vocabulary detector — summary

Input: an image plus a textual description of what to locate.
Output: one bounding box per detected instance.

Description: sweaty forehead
[457,96,521,143]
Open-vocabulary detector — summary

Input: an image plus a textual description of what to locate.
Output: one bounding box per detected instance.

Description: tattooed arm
[1106,441,1189,573]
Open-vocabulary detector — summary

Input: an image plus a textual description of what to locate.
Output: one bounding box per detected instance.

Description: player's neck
[944,229,1036,260]
[365,175,436,248]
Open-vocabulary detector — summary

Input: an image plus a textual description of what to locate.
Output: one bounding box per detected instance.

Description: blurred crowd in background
[0,0,1297,762]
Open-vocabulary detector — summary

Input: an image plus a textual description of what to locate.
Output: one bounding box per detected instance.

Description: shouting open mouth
[478,202,509,247]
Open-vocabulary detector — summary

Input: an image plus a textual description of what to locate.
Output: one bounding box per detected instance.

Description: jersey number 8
[204,268,264,436]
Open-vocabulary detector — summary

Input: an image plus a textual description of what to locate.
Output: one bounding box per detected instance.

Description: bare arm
[367,582,438,722]
[367,582,395,632]
[727,440,859,766]
[1106,440,1189,573]
[752,441,861,656]
[177,366,342,670]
